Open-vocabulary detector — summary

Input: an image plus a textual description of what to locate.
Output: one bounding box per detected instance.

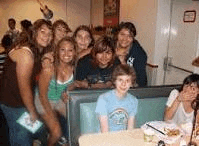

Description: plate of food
[141,121,184,144]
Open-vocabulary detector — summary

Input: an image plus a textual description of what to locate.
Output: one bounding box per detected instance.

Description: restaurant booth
[67,85,180,146]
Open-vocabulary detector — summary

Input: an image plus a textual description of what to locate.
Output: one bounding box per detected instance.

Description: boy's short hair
[112,64,136,86]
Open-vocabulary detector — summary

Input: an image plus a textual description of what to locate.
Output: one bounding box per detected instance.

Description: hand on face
[180,83,199,101]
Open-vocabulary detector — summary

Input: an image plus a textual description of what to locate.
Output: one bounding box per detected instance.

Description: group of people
[0,18,147,146]
[0,17,198,146]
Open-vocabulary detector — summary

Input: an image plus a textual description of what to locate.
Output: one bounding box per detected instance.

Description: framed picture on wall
[183,10,196,23]
[104,0,120,26]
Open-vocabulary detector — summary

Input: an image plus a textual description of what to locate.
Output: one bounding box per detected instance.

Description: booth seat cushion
[135,97,167,128]
[80,103,100,134]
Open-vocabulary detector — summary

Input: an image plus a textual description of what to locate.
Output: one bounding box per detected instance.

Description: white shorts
[35,95,66,115]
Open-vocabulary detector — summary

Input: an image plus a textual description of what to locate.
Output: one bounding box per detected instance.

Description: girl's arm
[99,115,109,133]
[128,116,135,130]
[90,81,113,89]
[38,67,56,117]
[78,48,92,60]
[68,80,89,90]
[13,48,38,121]
[164,95,181,121]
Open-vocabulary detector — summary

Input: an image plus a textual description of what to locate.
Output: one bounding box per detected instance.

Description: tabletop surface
[78,129,199,146]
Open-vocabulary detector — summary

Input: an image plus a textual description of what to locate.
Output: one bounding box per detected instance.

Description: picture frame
[183,10,196,23]
[104,0,120,26]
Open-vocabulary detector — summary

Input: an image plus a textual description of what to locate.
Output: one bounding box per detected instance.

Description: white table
[78,129,199,146]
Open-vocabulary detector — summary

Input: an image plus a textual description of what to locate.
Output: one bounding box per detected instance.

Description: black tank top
[0,56,24,107]
[0,47,35,107]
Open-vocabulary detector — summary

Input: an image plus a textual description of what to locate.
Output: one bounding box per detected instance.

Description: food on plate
[164,128,180,137]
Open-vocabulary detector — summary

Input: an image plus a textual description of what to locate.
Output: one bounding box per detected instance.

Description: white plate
[141,121,184,144]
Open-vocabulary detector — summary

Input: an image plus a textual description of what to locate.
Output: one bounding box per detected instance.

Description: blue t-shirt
[95,89,138,132]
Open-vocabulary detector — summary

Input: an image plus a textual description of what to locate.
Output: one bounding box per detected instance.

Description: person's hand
[116,47,128,64]
[42,58,53,69]
[91,81,113,89]
[29,111,39,123]
[117,55,127,64]
[67,80,89,90]
[179,90,196,102]
[41,52,54,69]
[74,80,89,88]
[62,92,70,103]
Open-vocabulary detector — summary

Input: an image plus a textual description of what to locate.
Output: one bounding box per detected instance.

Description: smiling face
[54,25,68,43]
[58,40,75,64]
[115,75,132,97]
[75,30,91,51]
[117,28,133,49]
[96,49,113,68]
[36,24,52,48]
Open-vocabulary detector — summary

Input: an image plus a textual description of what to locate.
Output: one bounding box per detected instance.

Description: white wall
[0,0,91,39]
[91,0,104,27]
[67,0,91,31]
[0,0,67,39]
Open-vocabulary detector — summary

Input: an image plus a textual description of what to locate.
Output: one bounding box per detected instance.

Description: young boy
[95,64,138,132]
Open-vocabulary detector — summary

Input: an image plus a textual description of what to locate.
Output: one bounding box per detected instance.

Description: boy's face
[115,75,132,96]
[96,49,113,68]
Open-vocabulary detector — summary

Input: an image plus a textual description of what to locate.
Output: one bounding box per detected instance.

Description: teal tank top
[48,74,73,100]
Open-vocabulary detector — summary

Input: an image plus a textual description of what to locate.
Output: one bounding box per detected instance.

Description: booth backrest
[68,85,180,146]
